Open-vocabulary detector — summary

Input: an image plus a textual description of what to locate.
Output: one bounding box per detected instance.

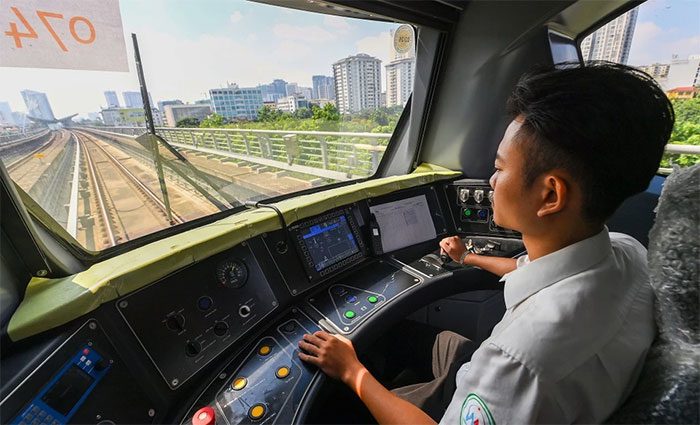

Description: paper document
[369,195,436,253]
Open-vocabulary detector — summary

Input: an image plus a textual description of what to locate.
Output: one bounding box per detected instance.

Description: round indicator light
[464,209,472,217]
[232,377,247,391]
[368,296,378,304]
[344,310,356,319]
[276,366,290,379]
[248,404,266,421]
[258,345,271,356]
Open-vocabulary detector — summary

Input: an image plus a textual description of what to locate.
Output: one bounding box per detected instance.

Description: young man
[298,62,674,424]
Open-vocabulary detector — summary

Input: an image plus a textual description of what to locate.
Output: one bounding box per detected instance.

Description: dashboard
[0,178,524,425]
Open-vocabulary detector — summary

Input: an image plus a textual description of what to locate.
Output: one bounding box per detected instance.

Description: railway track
[5,130,61,174]
[74,130,184,249]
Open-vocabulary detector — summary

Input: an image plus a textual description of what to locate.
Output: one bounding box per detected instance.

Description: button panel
[206,310,321,425]
[308,261,422,333]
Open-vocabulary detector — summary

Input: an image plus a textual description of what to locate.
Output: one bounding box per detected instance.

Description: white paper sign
[0,0,128,71]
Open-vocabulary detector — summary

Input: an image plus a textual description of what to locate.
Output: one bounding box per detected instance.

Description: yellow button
[231,377,247,390]
[275,366,290,379]
[258,345,271,356]
[248,404,266,420]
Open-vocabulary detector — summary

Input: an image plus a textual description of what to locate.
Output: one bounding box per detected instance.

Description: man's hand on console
[298,331,437,425]
[298,331,364,387]
[439,235,517,277]
[439,236,467,264]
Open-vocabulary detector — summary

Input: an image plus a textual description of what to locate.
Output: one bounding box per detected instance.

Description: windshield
[0,1,415,252]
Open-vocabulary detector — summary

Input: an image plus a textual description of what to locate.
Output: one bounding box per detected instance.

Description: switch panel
[117,242,278,389]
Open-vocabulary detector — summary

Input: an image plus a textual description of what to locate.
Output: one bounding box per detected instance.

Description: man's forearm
[463,254,517,277]
[344,366,437,425]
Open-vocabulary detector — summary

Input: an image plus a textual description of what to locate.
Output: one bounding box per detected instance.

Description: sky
[0,0,401,118]
[0,0,698,119]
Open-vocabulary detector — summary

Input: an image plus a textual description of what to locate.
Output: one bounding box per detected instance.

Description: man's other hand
[439,236,467,263]
[298,331,364,385]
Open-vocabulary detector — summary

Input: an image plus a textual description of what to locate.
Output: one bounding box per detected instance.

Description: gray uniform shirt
[439,229,655,424]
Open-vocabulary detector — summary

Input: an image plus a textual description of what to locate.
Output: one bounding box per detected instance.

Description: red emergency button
[192,406,215,425]
[82,348,90,355]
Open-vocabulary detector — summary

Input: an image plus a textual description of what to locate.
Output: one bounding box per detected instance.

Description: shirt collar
[501,227,612,309]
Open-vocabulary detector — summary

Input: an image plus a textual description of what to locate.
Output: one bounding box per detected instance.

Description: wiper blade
[135,133,236,212]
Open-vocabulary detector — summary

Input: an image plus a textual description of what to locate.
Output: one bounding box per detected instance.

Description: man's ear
[537,173,568,217]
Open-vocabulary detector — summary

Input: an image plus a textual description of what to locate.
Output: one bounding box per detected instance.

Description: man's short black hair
[506,61,674,223]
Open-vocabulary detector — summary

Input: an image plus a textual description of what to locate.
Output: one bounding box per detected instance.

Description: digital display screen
[301,215,359,271]
[41,366,93,417]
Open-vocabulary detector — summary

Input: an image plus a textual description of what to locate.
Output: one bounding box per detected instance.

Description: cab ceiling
[250,0,467,29]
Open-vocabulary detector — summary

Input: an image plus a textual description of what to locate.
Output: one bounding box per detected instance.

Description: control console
[185,309,321,425]
[117,242,278,389]
[1,320,157,425]
[444,179,519,237]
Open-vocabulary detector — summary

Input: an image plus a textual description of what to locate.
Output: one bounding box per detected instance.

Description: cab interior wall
[418,1,576,177]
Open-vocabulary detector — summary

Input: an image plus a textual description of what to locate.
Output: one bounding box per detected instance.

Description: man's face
[489,119,541,233]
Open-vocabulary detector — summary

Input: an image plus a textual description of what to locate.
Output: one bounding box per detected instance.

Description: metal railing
[85,126,391,181]
[81,126,700,178]
[0,128,50,146]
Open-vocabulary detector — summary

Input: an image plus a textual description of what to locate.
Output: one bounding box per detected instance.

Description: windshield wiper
[132,33,236,214]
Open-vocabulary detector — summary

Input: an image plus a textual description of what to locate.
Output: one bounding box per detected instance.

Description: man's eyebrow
[495,153,504,163]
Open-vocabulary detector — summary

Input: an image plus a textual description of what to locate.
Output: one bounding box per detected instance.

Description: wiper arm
[132,33,234,213]
[135,133,235,212]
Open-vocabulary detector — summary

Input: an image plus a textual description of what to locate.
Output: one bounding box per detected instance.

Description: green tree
[312,103,340,121]
[176,117,200,127]
[200,113,225,128]
[293,107,313,119]
[661,98,700,168]
[257,105,283,122]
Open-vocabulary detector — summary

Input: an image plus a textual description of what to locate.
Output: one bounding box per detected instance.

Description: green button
[344,310,356,319]
[464,208,472,217]
[368,296,378,304]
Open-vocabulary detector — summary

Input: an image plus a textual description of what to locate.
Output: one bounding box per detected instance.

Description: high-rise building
[209,84,263,121]
[332,53,382,114]
[122,91,143,108]
[100,107,146,126]
[157,99,183,113]
[104,91,120,108]
[637,63,671,81]
[259,79,288,102]
[285,83,299,97]
[312,75,335,100]
[122,91,154,109]
[276,95,310,114]
[20,90,55,121]
[385,58,414,107]
[663,55,700,91]
[581,7,638,64]
[0,101,15,126]
[163,104,212,127]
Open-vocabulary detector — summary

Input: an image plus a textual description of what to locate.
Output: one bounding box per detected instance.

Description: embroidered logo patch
[461,393,495,425]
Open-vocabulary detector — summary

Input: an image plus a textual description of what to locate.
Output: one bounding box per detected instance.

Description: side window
[580,1,699,173]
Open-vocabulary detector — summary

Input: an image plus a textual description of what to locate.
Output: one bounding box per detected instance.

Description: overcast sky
[0,0,698,118]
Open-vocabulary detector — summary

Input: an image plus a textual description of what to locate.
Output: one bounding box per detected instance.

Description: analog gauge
[216,259,248,289]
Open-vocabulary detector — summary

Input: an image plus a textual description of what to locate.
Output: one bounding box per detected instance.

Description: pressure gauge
[216,259,248,289]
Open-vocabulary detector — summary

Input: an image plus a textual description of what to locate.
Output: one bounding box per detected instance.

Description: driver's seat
[606,164,699,424]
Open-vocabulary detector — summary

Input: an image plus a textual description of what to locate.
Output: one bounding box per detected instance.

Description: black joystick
[439,253,450,264]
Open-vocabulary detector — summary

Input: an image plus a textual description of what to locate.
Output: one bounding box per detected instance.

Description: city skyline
[0,0,697,119]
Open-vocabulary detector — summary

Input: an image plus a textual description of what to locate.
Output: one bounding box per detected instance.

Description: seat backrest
[606,164,699,424]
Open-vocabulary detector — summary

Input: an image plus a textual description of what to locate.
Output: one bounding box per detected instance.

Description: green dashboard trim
[8,163,460,341]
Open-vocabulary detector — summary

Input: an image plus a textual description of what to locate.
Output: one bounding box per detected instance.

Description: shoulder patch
[461,393,495,425]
